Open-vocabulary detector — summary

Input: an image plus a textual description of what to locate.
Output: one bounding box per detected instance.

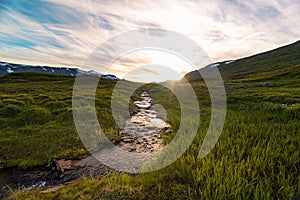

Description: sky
[0,0,299,82]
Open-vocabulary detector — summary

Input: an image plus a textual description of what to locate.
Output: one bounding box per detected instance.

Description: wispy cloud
[0,0,299,81]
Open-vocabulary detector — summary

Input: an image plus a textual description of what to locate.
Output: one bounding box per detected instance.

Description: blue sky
[0,0,299,81]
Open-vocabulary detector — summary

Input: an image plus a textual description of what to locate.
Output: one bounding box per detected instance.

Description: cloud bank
[0,0,299,81]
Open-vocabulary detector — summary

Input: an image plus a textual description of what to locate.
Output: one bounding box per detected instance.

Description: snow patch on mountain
[7,67,14,73]
[210,63,220,67]
[0,62,8,67]
[101,74,119,80]
[225,60,235,64]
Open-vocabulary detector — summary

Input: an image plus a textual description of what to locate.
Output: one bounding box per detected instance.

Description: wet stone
[118,92,172,154]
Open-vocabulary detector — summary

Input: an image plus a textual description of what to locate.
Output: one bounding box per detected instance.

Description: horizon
[1,39,299,82]
[0,0,300,82]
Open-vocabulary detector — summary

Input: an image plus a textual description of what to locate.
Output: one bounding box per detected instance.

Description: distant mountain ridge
[0,61,119,80]
[184,40,300,82]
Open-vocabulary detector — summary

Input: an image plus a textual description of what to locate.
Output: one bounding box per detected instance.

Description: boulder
[54,159,78,173]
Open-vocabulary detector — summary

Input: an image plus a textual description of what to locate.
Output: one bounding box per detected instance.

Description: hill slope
[184,40,300,82]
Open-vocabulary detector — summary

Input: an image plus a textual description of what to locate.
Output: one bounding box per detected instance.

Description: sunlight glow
[108,50,197,82]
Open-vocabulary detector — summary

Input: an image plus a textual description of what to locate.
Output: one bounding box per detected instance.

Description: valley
[0,41,299,199]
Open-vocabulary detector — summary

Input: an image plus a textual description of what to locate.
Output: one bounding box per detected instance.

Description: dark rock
[258,82,274,87]
[224,84,232,90]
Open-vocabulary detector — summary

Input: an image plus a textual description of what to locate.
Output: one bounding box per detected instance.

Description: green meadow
[1,62,299,199]
[1,41,300,200]
[0,73,141,168]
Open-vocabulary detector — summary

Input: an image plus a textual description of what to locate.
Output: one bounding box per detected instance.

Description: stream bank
[0,92,172,198]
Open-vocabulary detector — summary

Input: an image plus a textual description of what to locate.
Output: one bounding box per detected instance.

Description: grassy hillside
[185,40,300,82]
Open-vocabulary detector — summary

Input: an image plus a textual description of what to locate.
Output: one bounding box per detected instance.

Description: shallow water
[118,92,171,153]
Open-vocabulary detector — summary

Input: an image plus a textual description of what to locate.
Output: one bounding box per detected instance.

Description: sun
[108,49,199,83]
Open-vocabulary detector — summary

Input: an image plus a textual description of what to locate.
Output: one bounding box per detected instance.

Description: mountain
[184,40,300,82]
[0,61,119,80]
